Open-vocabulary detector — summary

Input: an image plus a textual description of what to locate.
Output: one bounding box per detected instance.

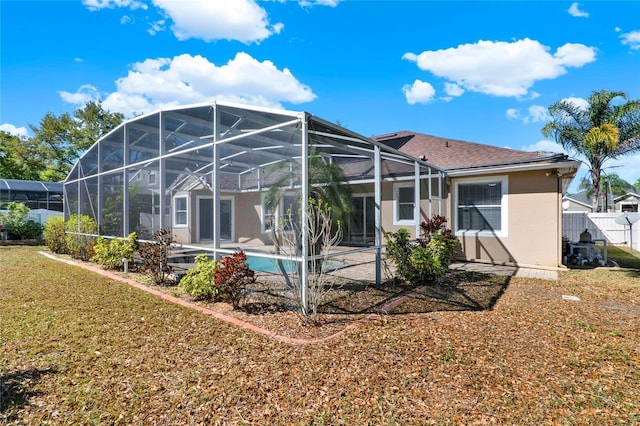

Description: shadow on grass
[319,271,512,315]
[0,368,55,415]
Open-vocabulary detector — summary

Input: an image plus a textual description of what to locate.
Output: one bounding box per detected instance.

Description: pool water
[246,256,296,273]
[246,256,346,274]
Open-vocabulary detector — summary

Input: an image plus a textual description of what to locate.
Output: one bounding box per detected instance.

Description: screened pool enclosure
[64,101,446,296]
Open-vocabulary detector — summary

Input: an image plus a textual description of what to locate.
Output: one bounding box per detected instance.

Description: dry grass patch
[1,246,639,425]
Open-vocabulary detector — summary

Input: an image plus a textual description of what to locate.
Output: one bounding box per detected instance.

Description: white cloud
[507,105,550,123]
[148,20,166,36]
[120,15,133,25]
[59,84,101,105]
[82,0,147,11]
[444,82,464,97]
[299,0,340,6]
[151,0,281,44]
[620,30,640,50]
[402,38,596,98]
[402,80,436,105]
[524,105,549,124]
[563,96,590,110]
[568,2,589,18]
[0,123,30,139]
[506,108,520,120]
[74,57,83,63]
[61,53,316,117]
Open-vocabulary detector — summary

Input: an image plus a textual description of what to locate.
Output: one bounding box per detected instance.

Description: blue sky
[1,0,639,192]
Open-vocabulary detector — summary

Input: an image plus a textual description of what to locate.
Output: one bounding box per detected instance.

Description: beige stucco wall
[234,192,272,245]
[350,181,447,240]
[171,190,270,246]
[452,170,562,269]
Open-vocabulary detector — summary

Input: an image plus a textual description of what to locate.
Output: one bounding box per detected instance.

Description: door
[347,195,375,244]
[198,197,233,242]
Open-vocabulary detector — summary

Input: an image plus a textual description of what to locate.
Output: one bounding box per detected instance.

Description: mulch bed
[92,258,513,341]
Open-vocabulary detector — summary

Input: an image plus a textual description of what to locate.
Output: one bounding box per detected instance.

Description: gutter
[445,158,582,178]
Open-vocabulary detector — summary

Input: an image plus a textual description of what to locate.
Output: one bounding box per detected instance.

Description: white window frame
[173,195,188,228]
[393,182,416,225]
[261,192,299,234]
[454,175,508,238]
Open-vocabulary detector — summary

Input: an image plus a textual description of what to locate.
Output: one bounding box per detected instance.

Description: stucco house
[63,102,580,285]
[374,131,580,270]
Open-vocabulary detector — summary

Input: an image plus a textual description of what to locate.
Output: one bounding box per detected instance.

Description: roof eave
[446,159,582,177]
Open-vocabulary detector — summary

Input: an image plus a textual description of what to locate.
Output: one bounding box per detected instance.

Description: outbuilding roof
[0,178,63,193]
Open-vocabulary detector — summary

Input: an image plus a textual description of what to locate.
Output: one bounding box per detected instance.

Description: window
[455,177,507,235]
[148,172,156,185]
[262,192,300,233]
[174,195,188,227]
[262,200,275,233]
[393,183,415,225]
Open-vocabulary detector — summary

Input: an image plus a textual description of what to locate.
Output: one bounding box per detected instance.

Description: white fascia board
[446,160,582,177]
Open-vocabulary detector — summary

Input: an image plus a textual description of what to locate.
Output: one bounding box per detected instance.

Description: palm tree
[264,152,353,281]
[542,89,640,212]
[264,152,353,236]
[578,173,636,212]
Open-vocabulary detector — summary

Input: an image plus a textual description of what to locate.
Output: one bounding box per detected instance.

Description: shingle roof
[564,190,591,206]
[373,130,566,171]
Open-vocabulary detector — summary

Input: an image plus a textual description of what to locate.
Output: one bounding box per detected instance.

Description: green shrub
[138,229,174,285]
[215,250,255,309]
[384,228,415,283]
[65,214,98,260]
[0,202,43,240]
[43,216,66,253]
[92,232,138,270]
[385,216,460,284]
[179,254,220,300]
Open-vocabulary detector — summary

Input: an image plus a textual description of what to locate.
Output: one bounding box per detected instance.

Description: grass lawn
[1,246,639,425]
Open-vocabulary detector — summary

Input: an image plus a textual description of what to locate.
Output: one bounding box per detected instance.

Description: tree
[0,131,45,180]
[578,173,636,211]
[28,101,123,181]
[264,152,353,266]
[542,89,640,212]
[264,153,353,231]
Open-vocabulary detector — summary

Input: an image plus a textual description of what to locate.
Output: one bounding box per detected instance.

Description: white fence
[563,212,639,251]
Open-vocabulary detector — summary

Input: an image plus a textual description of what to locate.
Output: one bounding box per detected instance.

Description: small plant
[179,254,220,300]
[215,250,255,309]
[418,215,460,268]
[65,214,98,260]
[385,215,460,284]
[43,216,66,253]
[138,229,174,285]
[384,228,415,283]
[92,232,138,270]
[440,345,456,363]
[0,202,43,240]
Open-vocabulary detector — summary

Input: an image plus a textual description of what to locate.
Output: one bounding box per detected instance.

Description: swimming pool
[246,256,296,273]
[246,256,347,274]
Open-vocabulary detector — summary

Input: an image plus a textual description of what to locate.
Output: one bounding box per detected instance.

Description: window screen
[397,186,414,221]
[457,182,502,231]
